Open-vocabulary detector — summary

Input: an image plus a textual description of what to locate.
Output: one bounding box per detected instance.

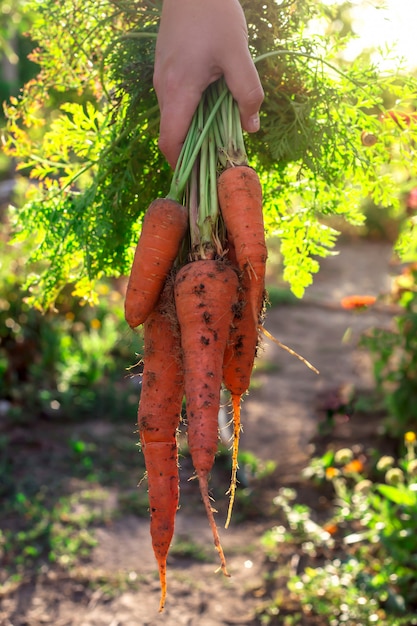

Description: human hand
[153,0,264,168]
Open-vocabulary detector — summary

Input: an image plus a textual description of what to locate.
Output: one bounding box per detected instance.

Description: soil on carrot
[1,238,398,626]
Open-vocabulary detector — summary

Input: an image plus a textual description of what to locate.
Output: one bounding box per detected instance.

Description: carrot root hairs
[259,325,319,374]
[225,392,242,529]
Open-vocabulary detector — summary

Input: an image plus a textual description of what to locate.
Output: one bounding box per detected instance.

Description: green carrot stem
[227,92,234,142]
[208,86,226,168]
[215,86,247,167]
[167,84,228,201]
[189,161,200,250]
[197,129,210,243]
[232,98,247,164]
[208,129,220,241]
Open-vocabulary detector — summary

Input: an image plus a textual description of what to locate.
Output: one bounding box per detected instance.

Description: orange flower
[343,459,364,474]
[340,295,376,310]
[382,110,413,127]
[323,522,339,536]
[325,466,338,479]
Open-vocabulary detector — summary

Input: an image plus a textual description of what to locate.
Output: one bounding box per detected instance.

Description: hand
[153,0,264,168]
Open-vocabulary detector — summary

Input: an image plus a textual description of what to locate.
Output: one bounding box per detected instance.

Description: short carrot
[174,258,239,574]
[125,198,188,328]
[222,315,259,526]
[222,239,264,527]
[138,280,184,612]
[223,237,263,397]
[218,165,267,326]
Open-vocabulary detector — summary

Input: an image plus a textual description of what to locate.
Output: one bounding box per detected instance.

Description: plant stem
[168,77,248,259]
[167,82,229,200]
[215,83,247,167]
[189,161,200,252]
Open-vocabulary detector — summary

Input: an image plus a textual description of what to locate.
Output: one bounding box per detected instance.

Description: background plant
[361,266,417,437]
[260,438,417,625]
[0,237,142,424]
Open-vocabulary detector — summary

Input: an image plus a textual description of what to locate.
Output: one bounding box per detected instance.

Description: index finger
[157,87,203,169]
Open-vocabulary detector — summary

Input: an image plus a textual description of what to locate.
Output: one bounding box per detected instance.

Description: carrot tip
[198,474,229,576]
[224,393,242,529]
[214,563,231,577]
[157,564,167,612]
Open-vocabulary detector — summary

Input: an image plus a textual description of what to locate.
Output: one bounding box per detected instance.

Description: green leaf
[377,484,417,507]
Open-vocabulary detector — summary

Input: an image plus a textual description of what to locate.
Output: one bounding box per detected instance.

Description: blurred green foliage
[260,436,417,625]
[0,236,143,424]
[0,236,146,584]
[0,0,39,105]
[361,266,417,437]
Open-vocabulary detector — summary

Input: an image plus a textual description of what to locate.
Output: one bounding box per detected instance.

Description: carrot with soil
[125,198,188,328]
[122,65,321,615]
[138,280,184,612]
[223,236,264,397]
[174,258,239,574]
[129,80,270,609]
[222,246,264,527]
[218,165,267,527]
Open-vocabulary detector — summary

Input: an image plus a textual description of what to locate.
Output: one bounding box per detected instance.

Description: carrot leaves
[3,0,417,306]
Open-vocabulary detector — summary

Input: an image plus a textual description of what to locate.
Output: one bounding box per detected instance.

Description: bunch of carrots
[124,79,315,612]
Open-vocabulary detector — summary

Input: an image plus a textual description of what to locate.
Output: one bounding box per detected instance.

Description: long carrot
[125,198,188,328]
[138,279,184,612]
[174,258,239,575]
[218,165,267,326]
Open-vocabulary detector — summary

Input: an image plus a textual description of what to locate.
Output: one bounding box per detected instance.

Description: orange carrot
[174,258,239,574]
[218,165,267,326]
[138,280,184,612]
[218,165,267,525]
[125,198,188,328]
[221,240,263,527]
[223,237,262,397]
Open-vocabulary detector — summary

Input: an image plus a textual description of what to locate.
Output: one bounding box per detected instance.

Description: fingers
[153,0,264,167]
[157,66,263,169]
[157,59,263,169]
[155,56,222,168]
[157,85,203,170]
[223,51,264,134]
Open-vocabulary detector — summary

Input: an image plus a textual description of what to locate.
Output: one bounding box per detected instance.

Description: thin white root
[225,393,242,529]
[259,325,319,375]
[245,256,258,281]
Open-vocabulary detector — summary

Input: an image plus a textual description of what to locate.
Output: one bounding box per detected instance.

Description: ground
[1,238,397,626]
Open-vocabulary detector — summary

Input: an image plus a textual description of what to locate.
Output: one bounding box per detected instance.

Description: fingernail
[247,113,260,133]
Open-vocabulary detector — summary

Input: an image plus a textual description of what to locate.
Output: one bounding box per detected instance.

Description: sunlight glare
[348,0,417,69]
[314,0,417,70]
